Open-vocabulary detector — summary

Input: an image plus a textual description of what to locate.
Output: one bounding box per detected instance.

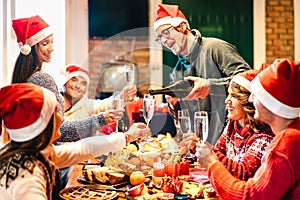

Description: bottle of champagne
[148,80,194,98]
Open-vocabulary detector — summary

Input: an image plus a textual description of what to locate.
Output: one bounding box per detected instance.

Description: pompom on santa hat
[0,83,57,142]
[63,65,90,85]
[154,4,189,31]
[250,59,300,119]
[12,15,53,55]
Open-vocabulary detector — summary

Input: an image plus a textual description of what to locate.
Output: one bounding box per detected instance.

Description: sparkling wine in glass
[194,111,209,143]
[178,109,193,157]
[143,94,155,126]
[178,109,192,134]
[112,92,124,132]
[124,63,136,101]
[124,63,135,86]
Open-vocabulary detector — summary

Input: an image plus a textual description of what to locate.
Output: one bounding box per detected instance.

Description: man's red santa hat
[0,83,56,142]
[154,4,189,31]
[63,65,90,85]
[250,59,300,119]
[12,15,53,55]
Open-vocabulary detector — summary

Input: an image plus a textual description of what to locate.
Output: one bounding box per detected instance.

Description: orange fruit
[126,144,138,152]
[130,171,146,186]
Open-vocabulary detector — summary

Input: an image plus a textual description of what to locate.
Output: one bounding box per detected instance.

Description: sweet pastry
[92,167,110,183]
[82,166,125,184]
[59,186,118,200]
[143,143,162,152]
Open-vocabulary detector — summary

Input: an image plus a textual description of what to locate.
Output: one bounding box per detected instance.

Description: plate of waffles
[59,185,119,200]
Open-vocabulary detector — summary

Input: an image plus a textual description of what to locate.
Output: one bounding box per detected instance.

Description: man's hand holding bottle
[184,76,210,100]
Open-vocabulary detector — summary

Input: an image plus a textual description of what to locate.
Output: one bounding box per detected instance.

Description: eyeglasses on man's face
[155,26,173,43]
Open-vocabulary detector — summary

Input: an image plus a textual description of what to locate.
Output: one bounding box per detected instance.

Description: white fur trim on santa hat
[154,16,189,31]
[6,87,57,142]
[231,75,251,91]
[250,75,300,119]
[64,71,90,86]
[27,26,53,47]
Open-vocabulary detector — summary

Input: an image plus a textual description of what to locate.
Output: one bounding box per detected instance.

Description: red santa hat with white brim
[231,63,269,91]
[12,15,53,55]
[231,70,260,92]
[63,65,90,86]
[154,4,189,31]
[250,59,300,119]
[0,83,57,142]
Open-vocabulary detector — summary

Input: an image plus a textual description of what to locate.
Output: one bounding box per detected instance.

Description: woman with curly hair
[212,69,274,180]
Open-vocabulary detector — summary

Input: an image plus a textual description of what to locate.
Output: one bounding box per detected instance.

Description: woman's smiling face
[225,85,245,122]
[35,34,54,63]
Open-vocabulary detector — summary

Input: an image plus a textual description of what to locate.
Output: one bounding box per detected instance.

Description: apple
[127,183,145,196]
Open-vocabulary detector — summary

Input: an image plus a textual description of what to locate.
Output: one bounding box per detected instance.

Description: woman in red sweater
[196,59,300,199]
[213,69,274,180]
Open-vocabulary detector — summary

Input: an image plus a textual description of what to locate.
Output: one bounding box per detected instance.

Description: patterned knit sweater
[0,134,126,200]
[27,71,106,142]
[213,120,274,180]
[208,118,300,200]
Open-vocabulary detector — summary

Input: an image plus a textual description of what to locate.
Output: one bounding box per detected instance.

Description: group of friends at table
[0,3,299,200]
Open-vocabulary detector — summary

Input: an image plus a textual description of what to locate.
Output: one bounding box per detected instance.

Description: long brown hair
[230,82,270,133]
[0,115,54,161]
[11,45,42,83]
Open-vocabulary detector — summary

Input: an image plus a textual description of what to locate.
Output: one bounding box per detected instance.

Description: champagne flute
[124,63,135,86]
[194,111,209,144]
[178,109,192,135]
[178,109,193,158]
[143,94,155,127]
[194,111,208,169]
[124,63,136,101]
[112,91,124,133]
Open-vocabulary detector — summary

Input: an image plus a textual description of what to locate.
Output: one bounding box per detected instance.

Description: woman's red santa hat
[250,59,300,119]
[0,83,57,142]
[63,65,90,85]
[12,15,53,55]
[154,4,189,31]
[231,63,268,92]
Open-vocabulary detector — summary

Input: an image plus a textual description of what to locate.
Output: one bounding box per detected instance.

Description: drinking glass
[177,109,193,158]
[143,94,155,126]
[124,63,136,86]
[112,91,124,132]
[194,111,209,144]
[177,109,192,134]
[124,63,136,101]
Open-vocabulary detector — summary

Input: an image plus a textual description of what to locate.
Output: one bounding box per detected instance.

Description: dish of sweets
[59,185,119,200]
